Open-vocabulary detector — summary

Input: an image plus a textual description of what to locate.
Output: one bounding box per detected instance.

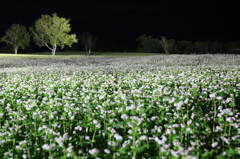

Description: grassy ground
[0,51,161,58]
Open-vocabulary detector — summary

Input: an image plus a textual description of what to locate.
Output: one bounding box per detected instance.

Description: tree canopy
[30,13,78,55]
[0,24,30,54]
[159,36,175,54]
[136,34,161,53]
[79,32,97,55]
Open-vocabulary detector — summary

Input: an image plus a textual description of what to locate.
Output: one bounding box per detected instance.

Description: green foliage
[30,13,78,55]
[79,32,97,55]
[194,40,227,54]
[210,40,221,53]
[195,41,205,54]
[0,24,30,54]
[136,34,161,53]
[175,41,195,54]
[0,54,240,158]
[226,41,240,53]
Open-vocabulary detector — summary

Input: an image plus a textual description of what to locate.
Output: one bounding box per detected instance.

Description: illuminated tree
[79,32,97,55]
[30,13,78,55]
[0,24,30,54]
[159,36,175,54]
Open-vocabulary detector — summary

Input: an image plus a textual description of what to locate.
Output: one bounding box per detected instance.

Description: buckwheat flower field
[0,54,240,159]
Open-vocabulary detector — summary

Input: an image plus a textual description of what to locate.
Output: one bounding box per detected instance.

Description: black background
[0,0,239,52]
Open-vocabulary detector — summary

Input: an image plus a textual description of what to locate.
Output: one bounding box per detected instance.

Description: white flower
[88,148,99,155]
[154,137,162,145]
[216,126,223,131]
[127,130,132,134]
[160,146,167,152]
[187,120,192,125]
[190,141,196,146]
[232,135,240,141]
[172,129,176,134]
[99,94,105,100]
[225,98,232,103]
[216,96,222,100]
[130,116,143,125]
[150,116,158,121]
[109,128,116,133]
[74,126,82,131]
[96,123,101,128]
[174,101,184,110]
[85,136,90,140]
[186,156,198,159]
[42,144,51,150]
[221,152,226,156]
[55,137,64,147]
[122,140,131,147]
[93,119,98,124]
[166,129,171,134]
[170,150,178,157]
[66,146,73,156]
[121,114,129,120]
[184,98,189,104]
[186,127,193,133]
[22,154,27,159]
[162,135,167,142]
[221,136,230,144]
[108,141,118,147]
[226,117,232,122]
[114,134,123,140]
[209,93,216,98]
[104,149,110,154]
[211,142,218,148]
[19,140,27,146]
[126,105,136,110]
[140,135,147,141]
[70,116,74,120]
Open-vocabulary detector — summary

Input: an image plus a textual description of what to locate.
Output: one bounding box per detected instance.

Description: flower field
[0,54,240,159]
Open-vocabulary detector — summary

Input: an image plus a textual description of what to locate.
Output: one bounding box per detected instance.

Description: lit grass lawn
[0,51,160,57]
[0,54,240,158]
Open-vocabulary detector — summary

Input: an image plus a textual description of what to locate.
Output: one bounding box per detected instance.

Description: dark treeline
[136,34,240,54]
[1,29,240,54]
[0,12,239,54]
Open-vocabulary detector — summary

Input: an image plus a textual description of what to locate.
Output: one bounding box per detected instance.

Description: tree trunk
[52,44,57,55]
[88,48,91,55]
[15,48,18,54]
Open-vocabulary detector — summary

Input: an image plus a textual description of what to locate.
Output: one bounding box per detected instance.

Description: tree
[210,40,225,53]
[159,36,175,54]
[227,41,240,53]
[176,41,195,54]
[0,24,30,54]
[195,41,205,54]
[30,13,78,55]
[79,32,97,55]
[136,34,161,53]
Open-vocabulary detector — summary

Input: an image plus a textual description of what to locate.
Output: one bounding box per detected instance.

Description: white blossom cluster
[0,54,240,158]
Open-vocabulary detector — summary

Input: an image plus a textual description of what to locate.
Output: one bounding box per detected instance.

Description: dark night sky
[0,0,239,51]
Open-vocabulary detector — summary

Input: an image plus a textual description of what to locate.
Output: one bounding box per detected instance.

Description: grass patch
[0,51,162,59]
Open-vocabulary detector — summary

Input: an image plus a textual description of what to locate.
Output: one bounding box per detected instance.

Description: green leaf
[86,103,92,111]
[230,101,236,107]
[118,147,129,154]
